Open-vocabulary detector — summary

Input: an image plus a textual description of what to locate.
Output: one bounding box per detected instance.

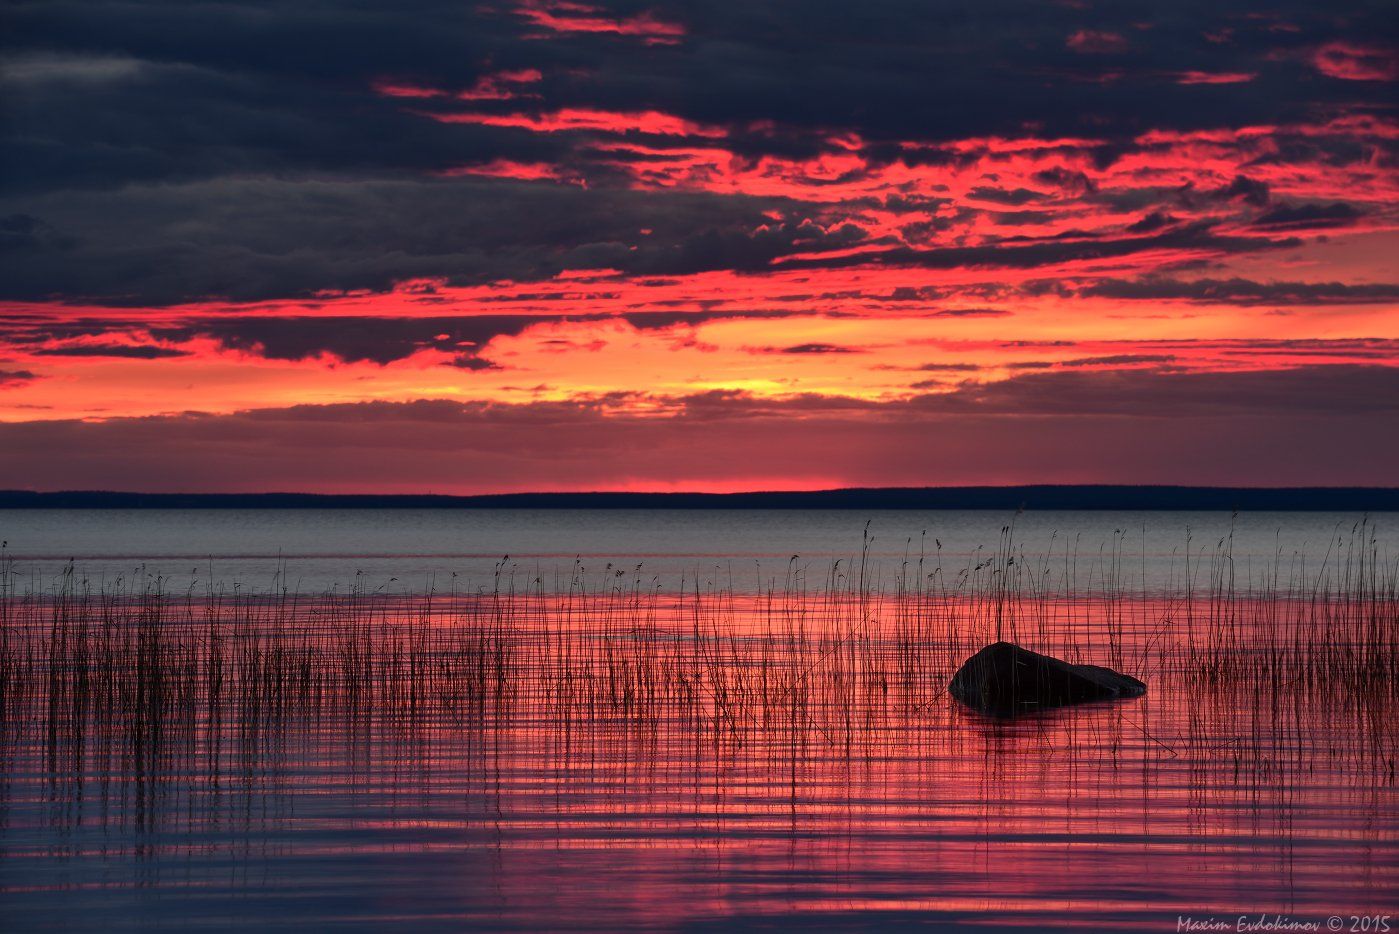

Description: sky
[1,0,1396,492]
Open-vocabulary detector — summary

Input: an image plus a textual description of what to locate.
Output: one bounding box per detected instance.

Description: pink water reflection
[0,586,1394,931]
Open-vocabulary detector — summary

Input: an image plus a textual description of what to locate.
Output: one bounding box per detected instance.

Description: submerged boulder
[949,641,1146,717]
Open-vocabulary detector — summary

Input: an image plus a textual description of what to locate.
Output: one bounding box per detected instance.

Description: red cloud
[436,159,581,183]
[1313,42,1399,81]
[371,80,445,99]
[1066,29,1128,54]
[374,69,544,102]
[426,107,727,137]
[515,1,684,44]
[1174,71,1256,85]
[459,68,544,100]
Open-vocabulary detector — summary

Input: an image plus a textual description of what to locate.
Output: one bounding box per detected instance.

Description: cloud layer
[4,367,1396,492]
[1,1,1395,488]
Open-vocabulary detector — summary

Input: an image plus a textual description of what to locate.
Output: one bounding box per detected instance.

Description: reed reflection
[0,526,1394,930]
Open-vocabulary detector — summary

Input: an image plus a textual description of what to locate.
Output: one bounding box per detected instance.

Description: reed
[1,525,1395,839]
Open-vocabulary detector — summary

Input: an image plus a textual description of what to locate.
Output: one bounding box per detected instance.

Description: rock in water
[949,641,1146,717]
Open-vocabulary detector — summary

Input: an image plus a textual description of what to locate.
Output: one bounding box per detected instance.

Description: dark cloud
[620,310,796,330]
[1190,338,1399,358]
[967,187,1044,206]
[0,308,809,366]
[1212,175,1272,208]
[148,310,803,365]
[885,287,944,302]
[757,343,860,354]
[1125,211,1178,234]
[4,170,1323,307]
[907,364,1399,417]
[0,369,40,387]
[0,315,191,359]
[3,366,1396,490]
[1251,202,1365,229]
[32,344,190,359]
[12,0,1387,196]
[1079,277,1399,304]
[1059,354,1179,367]
[926,308,1012,318]
[775,222,1303,274]
[1032,168,1098,197]
[1,1,1392,308]
[150,315,556,366]
[0,213,75,251]
[990,210,1059,226]
[0,178,865,304]
[915,363,982,372]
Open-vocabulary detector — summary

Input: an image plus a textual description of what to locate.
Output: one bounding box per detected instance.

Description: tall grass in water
[0,524,1395,838]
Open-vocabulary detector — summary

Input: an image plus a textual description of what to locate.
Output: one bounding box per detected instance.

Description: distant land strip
[1,487,1398,511]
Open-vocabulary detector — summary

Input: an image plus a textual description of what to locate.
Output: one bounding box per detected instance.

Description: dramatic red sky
[1,1,1396,491]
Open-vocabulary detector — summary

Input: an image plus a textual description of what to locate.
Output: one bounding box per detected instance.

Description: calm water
[0,510,1395,932]
[1,508,1395,593]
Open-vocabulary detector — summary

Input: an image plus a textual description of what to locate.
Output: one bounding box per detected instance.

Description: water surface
[0,510,1394,931]
[2,508,1393,593]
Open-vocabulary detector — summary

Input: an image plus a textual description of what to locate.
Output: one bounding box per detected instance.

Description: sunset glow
[2,1,1396,491]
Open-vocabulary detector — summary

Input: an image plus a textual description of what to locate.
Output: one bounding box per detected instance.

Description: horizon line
[2,485,1398,511]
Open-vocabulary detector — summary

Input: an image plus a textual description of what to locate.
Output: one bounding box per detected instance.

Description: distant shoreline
[2,487,1397,511]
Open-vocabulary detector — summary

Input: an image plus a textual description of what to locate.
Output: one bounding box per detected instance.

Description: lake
[2,507,1393,593]
[0,509,1395,932]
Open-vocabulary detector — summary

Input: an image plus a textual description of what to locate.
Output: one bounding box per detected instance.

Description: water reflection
[0,557,1395,931]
